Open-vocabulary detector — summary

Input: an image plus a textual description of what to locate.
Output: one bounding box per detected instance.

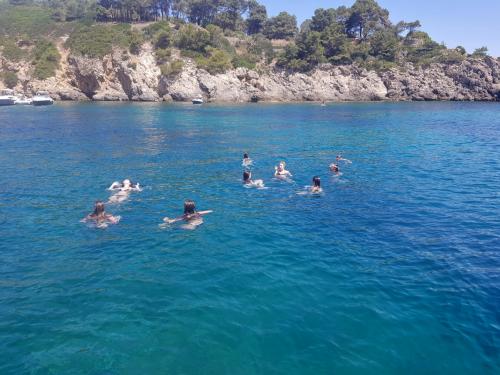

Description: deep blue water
[1,102,499,374]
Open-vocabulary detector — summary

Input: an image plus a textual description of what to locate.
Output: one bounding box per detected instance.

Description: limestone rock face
[1,42,499,102]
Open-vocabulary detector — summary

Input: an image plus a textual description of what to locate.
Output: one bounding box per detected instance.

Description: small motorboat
[32,91,54,106]
[192,97,204,104]
[0,89,17,106]
[15,95,33,105]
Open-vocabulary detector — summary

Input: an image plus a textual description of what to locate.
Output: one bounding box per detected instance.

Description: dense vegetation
[0,0,493,82]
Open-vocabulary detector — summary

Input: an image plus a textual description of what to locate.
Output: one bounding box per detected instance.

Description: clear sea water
[1,102,499,374]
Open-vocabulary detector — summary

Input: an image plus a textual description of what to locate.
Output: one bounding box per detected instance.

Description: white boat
[32,91,54,106]
[14,95,33,105]
[0,89,17,106]
[192,97,204,104]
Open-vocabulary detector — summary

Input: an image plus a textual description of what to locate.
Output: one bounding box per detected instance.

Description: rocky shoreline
[2,43,499,103]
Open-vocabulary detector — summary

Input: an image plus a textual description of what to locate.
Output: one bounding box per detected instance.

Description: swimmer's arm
[108,182,121,190]
[163,216,184,224]
[198,210,213,215]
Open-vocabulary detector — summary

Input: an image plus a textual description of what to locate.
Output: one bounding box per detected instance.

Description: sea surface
[1,102,499,374]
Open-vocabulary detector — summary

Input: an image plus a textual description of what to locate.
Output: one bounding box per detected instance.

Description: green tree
[197,47,232,73]
[395,20,421,36]
[176,23,210,52]
[472,46,488,58]
[246,0,267,35]
[370,29,399,61]
[320,23,349,60]
[311,8,335,32]
[213,0,248,31]
[2,71,18,88]
[296,30,325,66]
[347,0,390,40]
[186,0,219,26]
[263,11,297,39]
[155,29,172,49]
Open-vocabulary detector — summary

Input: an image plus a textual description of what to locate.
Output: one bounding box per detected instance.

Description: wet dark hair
[243,153,249,159]
[93,201,105,216]
[313,176,321,187]
[243,170,251,182]
[184,200,196,215]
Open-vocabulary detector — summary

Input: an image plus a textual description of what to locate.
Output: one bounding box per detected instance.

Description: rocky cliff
[1,42,499,102]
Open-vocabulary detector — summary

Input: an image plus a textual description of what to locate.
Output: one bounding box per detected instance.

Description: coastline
[2,49,499,104]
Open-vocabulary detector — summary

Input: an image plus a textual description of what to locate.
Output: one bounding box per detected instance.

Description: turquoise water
[1,102,499,374]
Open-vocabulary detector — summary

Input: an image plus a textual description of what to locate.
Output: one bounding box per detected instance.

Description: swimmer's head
[184,200,196,215]
[243,153,249,159]
[313,176,321,187]
[123,179,131,187]
[277,161,286,170]
[243,170,251,182]
[93,201,105,215]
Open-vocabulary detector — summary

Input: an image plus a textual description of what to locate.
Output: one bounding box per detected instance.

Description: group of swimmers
[82,179,141,228]
[82,154,351,229]
[243,153,351,195]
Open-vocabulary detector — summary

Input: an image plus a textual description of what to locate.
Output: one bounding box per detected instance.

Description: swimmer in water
[243,170,264,188]
[108,179,142,204]
[274,161,292,179]
[108,179,142,191]
[310,176,322,193]
[242,153,252,166]
[336,154,352,164]
[162,200,213,230]
[329,163,340,173]
[82,201,120,227]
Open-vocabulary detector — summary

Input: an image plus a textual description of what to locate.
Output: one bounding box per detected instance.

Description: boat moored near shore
[32,91,54,106]
[0,89,17,106]
[14,95,33,105]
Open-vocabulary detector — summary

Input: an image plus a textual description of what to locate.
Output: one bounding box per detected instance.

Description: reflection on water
[0,102,499,374]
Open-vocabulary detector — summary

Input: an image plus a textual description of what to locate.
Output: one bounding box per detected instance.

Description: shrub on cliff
[144,21,172,39]
[0,5,54,38]
[66,24,142,58]
[160,60,184,77]
[438,49,466,65]
[155,30,173,49]
[196,48,232,74]
[2,71,18,89]
[155,48,172,64]
[0,38,28,62]
[176,24,210,53]
[248,35,275,63]
[32,40,60,80]
[472,47,489,58]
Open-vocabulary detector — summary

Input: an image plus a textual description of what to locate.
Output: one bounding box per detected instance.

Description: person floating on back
[108,179,142,204]
[108,179,141,192]
[82,201,120,228]
[162,200,213,230]
[274,161,292,180]
[243,170,264,189]
[242,153,253,167]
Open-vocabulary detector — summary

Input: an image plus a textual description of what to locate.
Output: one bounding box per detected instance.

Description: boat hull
[0,98,16,106]
[32,100,53,106]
